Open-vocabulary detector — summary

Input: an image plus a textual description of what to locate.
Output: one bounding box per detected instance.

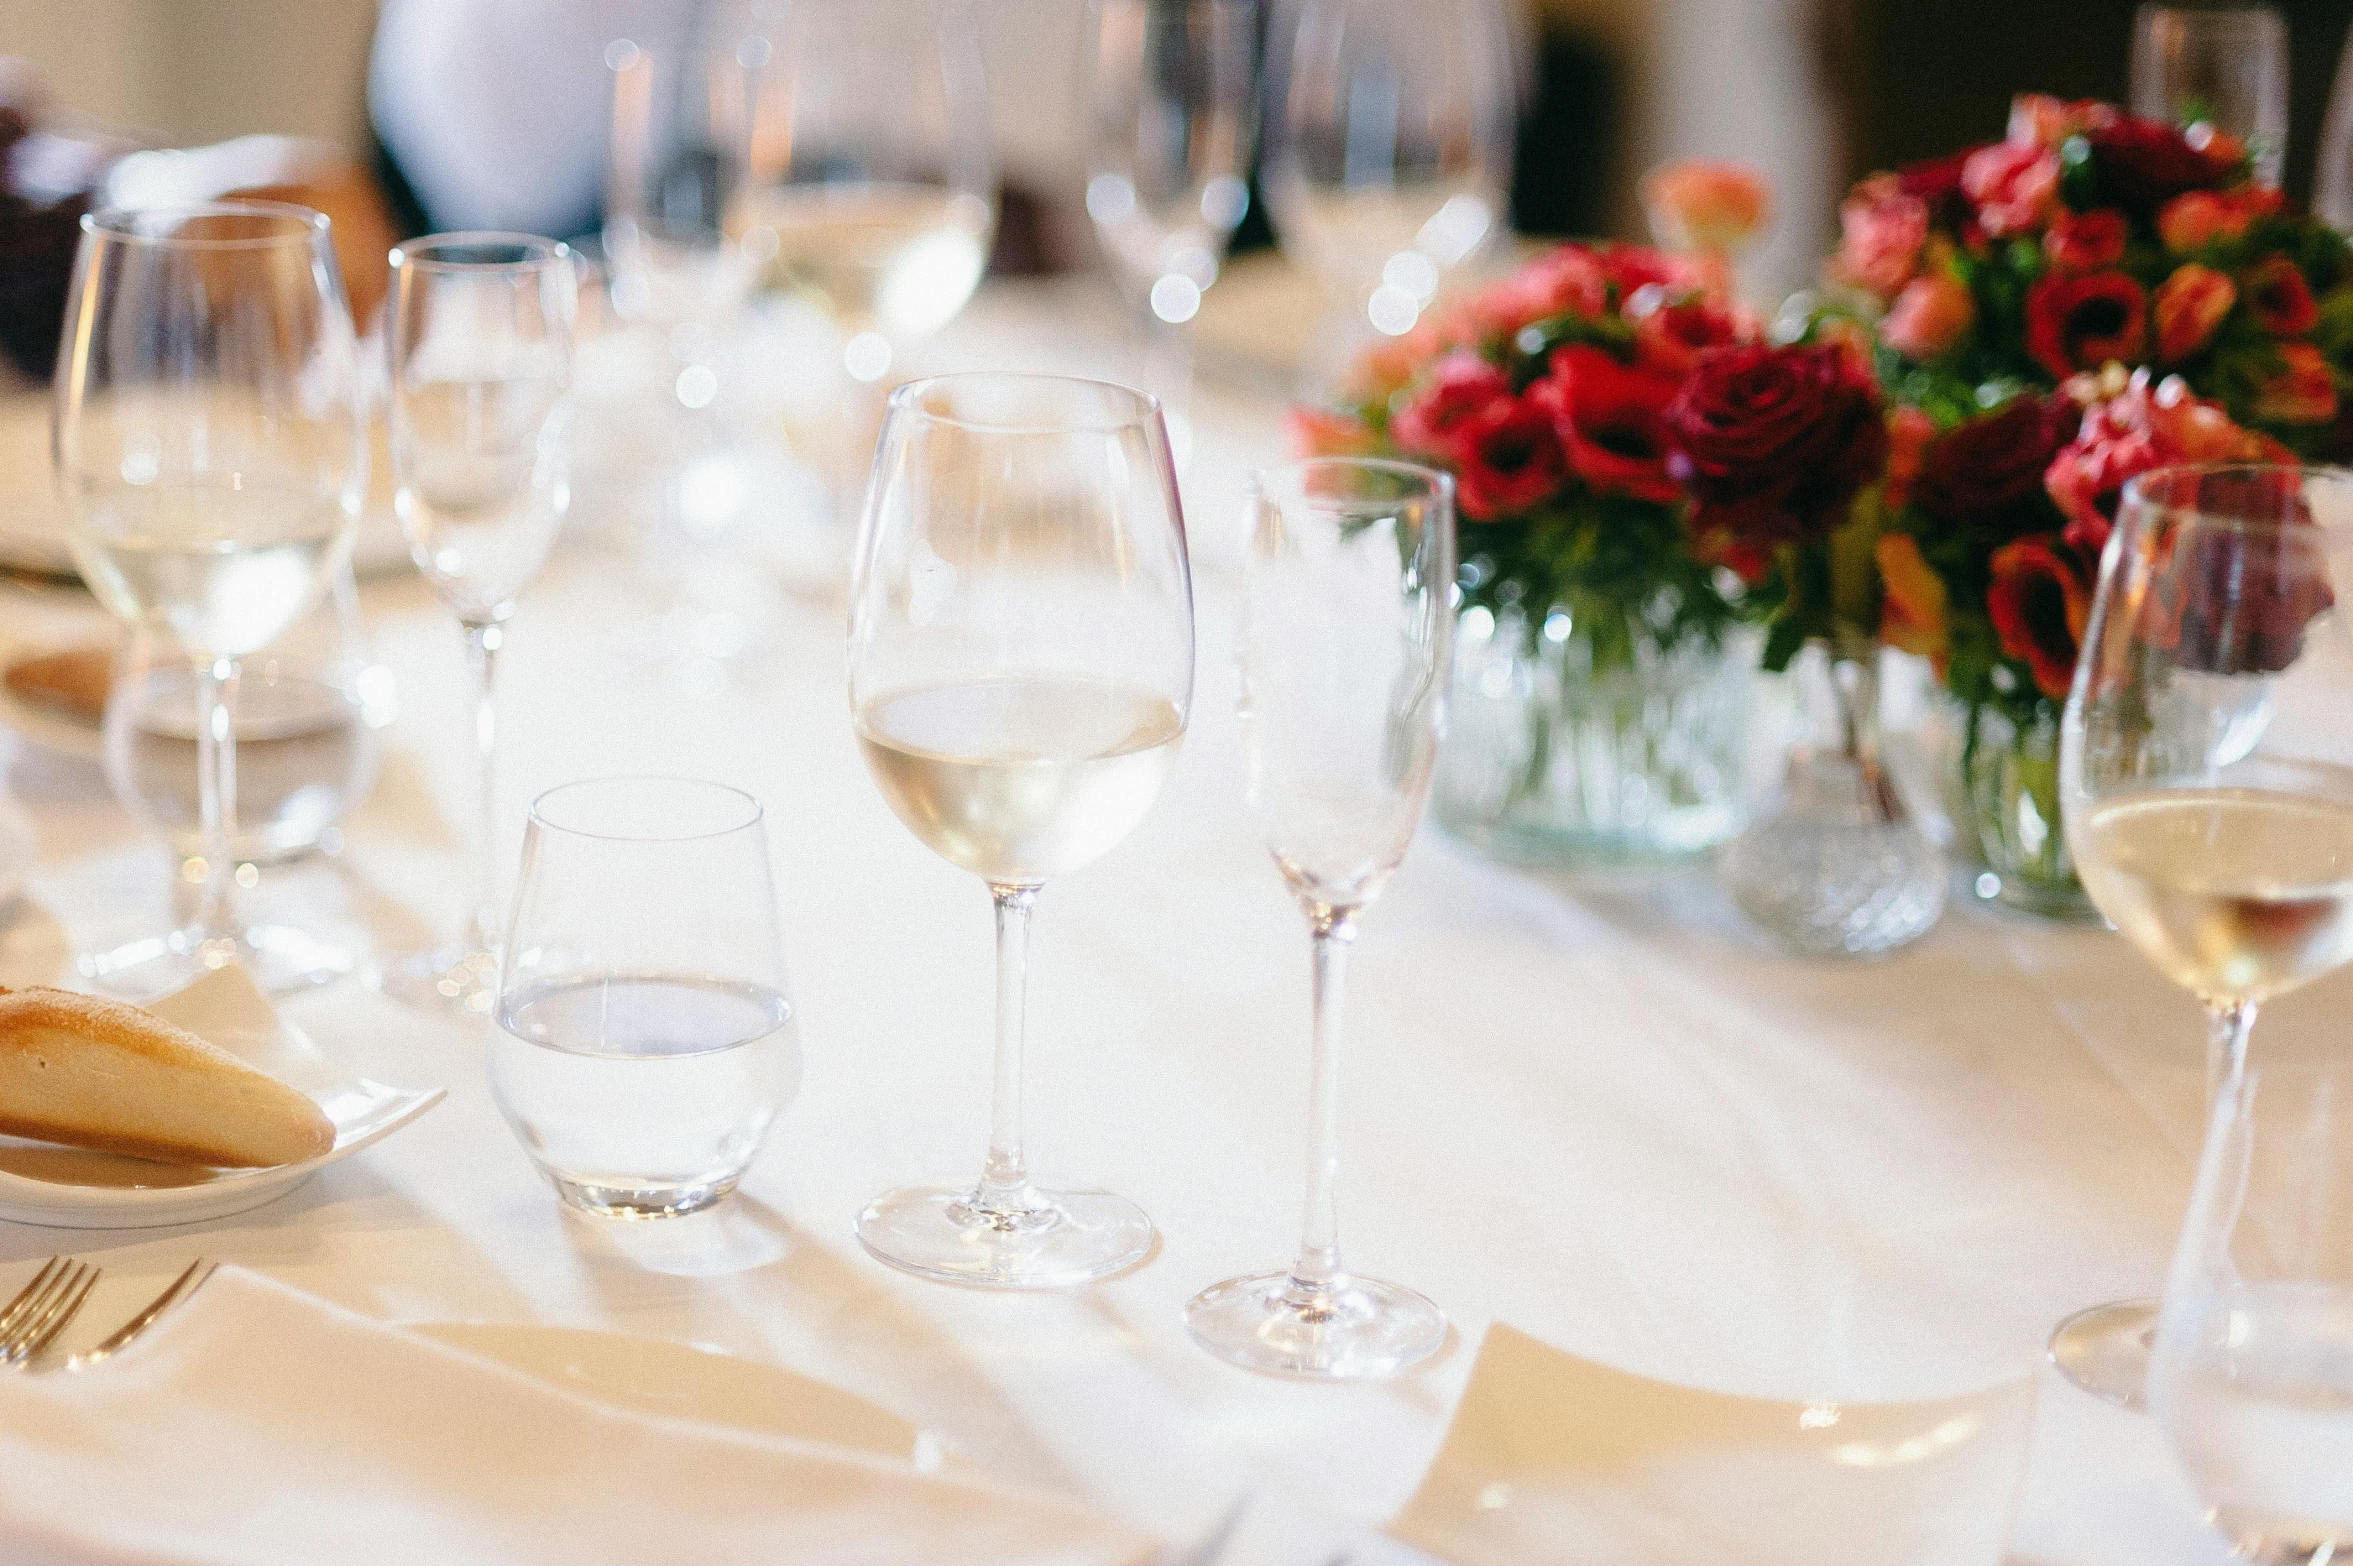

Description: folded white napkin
[0,1267,1156,1566]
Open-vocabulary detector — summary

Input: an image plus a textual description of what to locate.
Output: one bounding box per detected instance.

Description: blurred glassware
[490,777,800,1219]
[1084,0,1256,452]
[1186,457,1453,1378]
[1261,0,1515,381]
[603,37,763,348]
[2131,2,2289,188]
[53,201,367,1001]
[2316,22,2353,230]
[374,234,575,1019]
[103,565,393,866]
[2053,463,2353,1422]
[710,0,995,388]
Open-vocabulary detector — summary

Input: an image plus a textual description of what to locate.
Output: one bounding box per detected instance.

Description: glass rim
[82,200,330,250]
[2119,461,2353,528]
[527,777,764,843]
[885,371,1163,436]
[1252,456,1457,501]
[391,231,573,273]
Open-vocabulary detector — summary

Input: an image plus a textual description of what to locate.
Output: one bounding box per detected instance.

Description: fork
[62,1260,217,1371]
[0,1256,102,1365]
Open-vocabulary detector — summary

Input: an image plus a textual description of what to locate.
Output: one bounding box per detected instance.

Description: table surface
[0,277,2322,1566]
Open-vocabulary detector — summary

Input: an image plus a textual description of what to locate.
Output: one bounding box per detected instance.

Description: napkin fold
[0,1267,1156,1566]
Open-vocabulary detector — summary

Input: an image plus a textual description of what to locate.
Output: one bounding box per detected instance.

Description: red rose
[1528,345,1681,505]
[1961,141,2062,237]
[1988,536,2092,700]
[1661,343,1889,567]
[2043,211,2128,274]
[2089,113,2236,213]
[1446,396,1569,520]
[1910,395,2078,533]
[2024,270,2147,380]
[2153,263,2236,363]
[2243,255,2318,337]
[1389,353,1512,457]
[1629,292,1748,375]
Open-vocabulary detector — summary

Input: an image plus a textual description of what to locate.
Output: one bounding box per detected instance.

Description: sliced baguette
[0,985,335,1167]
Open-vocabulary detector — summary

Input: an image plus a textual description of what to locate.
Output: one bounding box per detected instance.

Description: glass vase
[1955,696,2101,922]
[1433,604,1754,865]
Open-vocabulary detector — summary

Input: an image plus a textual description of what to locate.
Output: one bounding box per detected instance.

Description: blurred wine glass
[604,36,763,350]
[1084,0,1257,452]
[2131,3,2289,188]
[53,201,367,1000]
[1262,0,1514,382]
[2316,21,2353,230]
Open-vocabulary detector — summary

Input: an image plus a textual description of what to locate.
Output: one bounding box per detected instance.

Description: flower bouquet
[1832,94,2353,916]
[1297,215,1784,864]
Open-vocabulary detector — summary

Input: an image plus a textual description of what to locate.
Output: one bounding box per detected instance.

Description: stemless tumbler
[489,777,799,1219]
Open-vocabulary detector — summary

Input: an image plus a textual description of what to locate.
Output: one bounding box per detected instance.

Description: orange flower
[1988,537,2092,700]
[1641,160,1771,256]
[2156,186,2283,253]
[1882,405,1937,513]
[2153,264,2236,362]
[1882,272,1975,359]
[2255,342,2339,425]
[1876,532,1949,673]
[1287,406,1377,459]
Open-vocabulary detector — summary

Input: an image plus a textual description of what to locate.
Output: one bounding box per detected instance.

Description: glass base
[81,922,355,1002]
[1185,1269,1447,1379]
[371,943,499,1016]
[2048,1297,2156,1411]
[855,1182,1153,1289]
[549,1170,740,1220]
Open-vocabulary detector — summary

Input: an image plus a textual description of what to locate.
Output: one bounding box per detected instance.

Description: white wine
[2078,788,2353,1004]
[856,674,1184,884]
[736,182,990,337]
[395,375,569,621]
[68,478,353,660]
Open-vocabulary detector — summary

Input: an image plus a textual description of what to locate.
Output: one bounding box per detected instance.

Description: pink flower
[2043,211,2128,274]
[1961,141,2061,237]
[1628,291,1751,375]
[1882,272,1975,359]
[2154,264,2236,362]
[1640,160,1771,255]
[2045,369,2289,553]
[1389,352,1512,457]
[1470,245,1610,337]
[1833,175,1929,299]
[2243,256,2318,337]
[2256,342,2339,425]
[2156,187,2283,253]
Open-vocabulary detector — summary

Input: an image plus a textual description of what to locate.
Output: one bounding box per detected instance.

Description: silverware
[0,1256,101,1365]
[63,1260,216,1370]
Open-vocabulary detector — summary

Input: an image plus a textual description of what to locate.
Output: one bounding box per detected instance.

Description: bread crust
[0,986,336,1168]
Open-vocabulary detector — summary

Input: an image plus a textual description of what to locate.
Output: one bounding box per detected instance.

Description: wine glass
[849,373,1193,1288]
[1083,0,1257,448]
[1261,0,1514,376]
[2316,22,2353,230]
[374,234,575,1017]
[2054,463,2353,1412]
[2131,3,2289,188]
[53,201,366,1000]
[490,777,799,1219]
[1186,457,1454,1378]
[603,37,763,344]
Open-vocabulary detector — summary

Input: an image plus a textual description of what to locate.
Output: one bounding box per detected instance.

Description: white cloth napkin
[0,1267,1157,1566]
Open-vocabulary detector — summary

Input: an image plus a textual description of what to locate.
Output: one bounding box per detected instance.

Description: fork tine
[81,1260,214,1363]
[19,1264,100,1361]
[0,1258,65,1339]
[1,1261,92,1364]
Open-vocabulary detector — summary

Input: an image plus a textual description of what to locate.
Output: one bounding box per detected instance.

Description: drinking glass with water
[489,777,798,1219]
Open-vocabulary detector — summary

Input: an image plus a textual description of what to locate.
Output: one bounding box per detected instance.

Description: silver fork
[0,1256,102,1365]
[61,1260,217,1370]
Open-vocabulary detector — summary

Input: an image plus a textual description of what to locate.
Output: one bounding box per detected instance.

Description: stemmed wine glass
[1186,457,1454,1377]
[2130,3,2290,187]
[53,201,366,1000]
[1261,0,1514,381]
[2054,463,2353,1415]
[1083,0,1257,448]
[373,235,575,1017]
[849,373,1193,1288]
[2316,22,2353,231]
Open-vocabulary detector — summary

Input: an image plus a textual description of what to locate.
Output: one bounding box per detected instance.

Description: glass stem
[1290,902,1358,1298]
[2202,999,2257,1107]
[1141,306,1195,469]
[463,618,503,953]
[190,654,241,945]
[976,882,1049,1217]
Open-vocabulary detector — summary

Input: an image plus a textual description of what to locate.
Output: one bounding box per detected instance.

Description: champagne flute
[374,235,575,1017]
[1186,457,1454,1378]
[2131,2,2289,187]
[1262,0,1514,379]
[2054,462,2353,1411]
[849,373,1192,1288]
[53,201,366,1000]
[1083,0,1257,449]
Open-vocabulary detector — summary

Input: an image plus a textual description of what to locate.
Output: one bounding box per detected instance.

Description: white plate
[0,965,442,1228]
[407,1322,941,1471]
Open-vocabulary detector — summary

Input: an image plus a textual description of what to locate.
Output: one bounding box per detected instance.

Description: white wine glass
[1186,457,1454,1378]
[1083,0,1257,451]
[2316,22,2353,230]
[604,36,763,344]
[53,201,366,1000]
[2055,462,2353,1413]
[2131,2,2290,187]
[1261,0,1514,377]
[375,234,575,1017]
[849,373,1193,1288]
[490,777,799,1219]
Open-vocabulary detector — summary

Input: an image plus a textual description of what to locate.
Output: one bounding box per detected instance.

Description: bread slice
[0,986,335,1167]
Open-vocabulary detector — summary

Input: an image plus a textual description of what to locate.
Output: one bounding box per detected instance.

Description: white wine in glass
[849,373,1193,1289]
[54,202,366,1000]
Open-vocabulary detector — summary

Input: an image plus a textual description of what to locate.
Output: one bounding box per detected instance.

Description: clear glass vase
[1433,605,1754,865]
[1955,696,2101,922]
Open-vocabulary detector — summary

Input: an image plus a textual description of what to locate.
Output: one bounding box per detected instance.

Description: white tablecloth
[0,279,2324,1565]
